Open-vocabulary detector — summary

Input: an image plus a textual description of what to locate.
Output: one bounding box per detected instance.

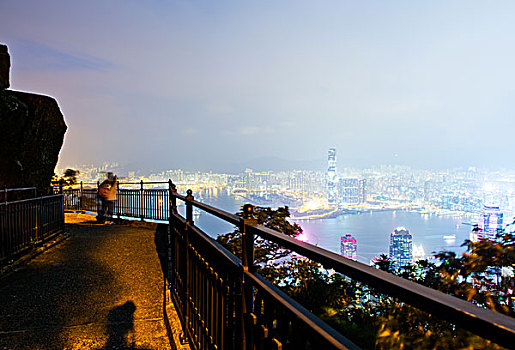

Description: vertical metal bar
[171,182,178,214]
[36,196,41,242]
[116,181,120,219]
[140,180,144,221]
[241,204,257,350]
[183,189,194,345]
[186,189,194,225]
[80,181,83,211]
[97,181,100,215]
[168,180,174,284]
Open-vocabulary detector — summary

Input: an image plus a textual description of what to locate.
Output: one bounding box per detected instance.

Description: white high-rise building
[471,205,503,242]
[327,148,338,204]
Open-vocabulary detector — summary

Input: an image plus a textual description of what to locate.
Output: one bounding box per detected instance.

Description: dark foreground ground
[0,214,188,350]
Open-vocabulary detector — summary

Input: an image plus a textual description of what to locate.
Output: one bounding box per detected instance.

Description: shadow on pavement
[97,301,151,350]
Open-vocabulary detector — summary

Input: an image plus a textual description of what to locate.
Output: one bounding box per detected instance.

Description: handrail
[0,193,64,263]
[172,211,242,267]
[245,271,359,350]
[188,198,241,226]
[170,194,358,349]
[248,225,515,346]
[171,188,515,349]
[3,187,37,192]
[1,187,38,203]
[0,193,62,205]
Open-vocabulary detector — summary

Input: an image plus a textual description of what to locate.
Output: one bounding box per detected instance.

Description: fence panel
[169,212,243,350]
[116,189,140,219]
[0,194,64,263]
[168,189,515,350]
[63,185,169,222]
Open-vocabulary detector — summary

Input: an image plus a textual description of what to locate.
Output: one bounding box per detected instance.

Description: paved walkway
[0,214,187,350]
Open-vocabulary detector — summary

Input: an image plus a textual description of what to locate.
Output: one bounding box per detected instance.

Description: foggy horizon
[2,1,515,172]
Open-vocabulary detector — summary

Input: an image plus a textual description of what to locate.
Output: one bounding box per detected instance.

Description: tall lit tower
[389,227,413,269]
[340,234,357,261]
[327,148,338,204]
[473,205,503,242]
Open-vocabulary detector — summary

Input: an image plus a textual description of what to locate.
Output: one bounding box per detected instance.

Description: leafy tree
[216,206,302,265]
[52,168,80,188]
[217,206,512,349]
[431,229,515,316]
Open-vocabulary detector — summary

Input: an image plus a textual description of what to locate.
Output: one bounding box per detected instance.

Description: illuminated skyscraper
[327,148,338,204]
[340,234,357,261]
[389,227,412,269]
[473,205,503,242]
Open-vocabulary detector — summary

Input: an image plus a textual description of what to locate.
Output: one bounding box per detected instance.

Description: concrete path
[0,214,187,350]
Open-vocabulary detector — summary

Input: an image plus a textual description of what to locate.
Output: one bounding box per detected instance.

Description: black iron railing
[168,185,515,350]
[0,192,64,263]
[0,187,38,202]
[61,181,515,348]
[61,181,170,221]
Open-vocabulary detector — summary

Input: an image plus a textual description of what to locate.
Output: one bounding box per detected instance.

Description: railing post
[185,189,194,225]
[116,180,120,220]
[96,181,100,216]
[60,190,64,233]
[170,180,177,214]
[37,196,42,242]
[79,181,83,211]
[167,180,177,284]
[184,189,194,339]
[140,180,144,221]
[59,179,63,194]
[241,204,258,350]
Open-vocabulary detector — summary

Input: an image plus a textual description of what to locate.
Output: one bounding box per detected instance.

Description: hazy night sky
[1,1,515,172]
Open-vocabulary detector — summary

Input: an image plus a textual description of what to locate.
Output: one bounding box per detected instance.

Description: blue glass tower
[389,227,413,269]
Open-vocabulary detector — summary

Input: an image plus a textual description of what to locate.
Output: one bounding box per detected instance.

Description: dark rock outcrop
[0,45,9,89]
[0,44,67,191]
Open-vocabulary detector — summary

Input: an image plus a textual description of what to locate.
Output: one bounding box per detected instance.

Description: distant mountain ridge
[113,157,325,176]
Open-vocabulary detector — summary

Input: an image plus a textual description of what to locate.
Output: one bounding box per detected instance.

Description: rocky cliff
[0,44,67,191]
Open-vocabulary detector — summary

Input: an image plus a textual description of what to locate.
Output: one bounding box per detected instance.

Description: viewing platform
[1,183,514,349]
[0,213,188,349]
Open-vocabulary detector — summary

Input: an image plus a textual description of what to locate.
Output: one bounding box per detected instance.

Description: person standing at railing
[98,173,117,224]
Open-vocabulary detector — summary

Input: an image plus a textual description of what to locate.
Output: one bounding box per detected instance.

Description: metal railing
[60,181,515,348]
[0,187,38,202]
[168,185,515,350]
[0,192,64,263]
[60,181,170,221]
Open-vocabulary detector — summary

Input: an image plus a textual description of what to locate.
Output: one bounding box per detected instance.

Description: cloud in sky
[1,1,515,171]
[13,40,115,72]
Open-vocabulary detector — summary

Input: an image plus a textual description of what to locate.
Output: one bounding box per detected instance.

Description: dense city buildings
[60,161,515,224]
[58,160,515,265]
[340,234,357,261]
[389,227,413,269]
